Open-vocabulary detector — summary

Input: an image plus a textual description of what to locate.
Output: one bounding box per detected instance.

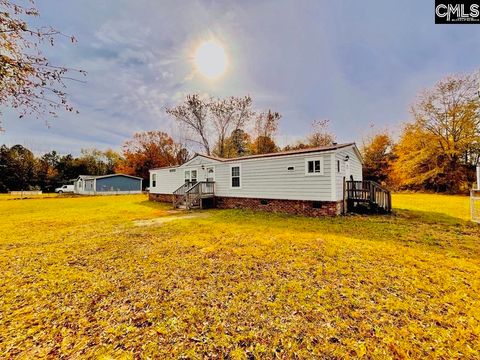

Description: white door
[205,166,215,182]
[345,162,351,180]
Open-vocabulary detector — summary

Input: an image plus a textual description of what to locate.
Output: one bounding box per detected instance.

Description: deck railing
[345,180,391,213]
[172,181,196,208]
[173,181,215,209]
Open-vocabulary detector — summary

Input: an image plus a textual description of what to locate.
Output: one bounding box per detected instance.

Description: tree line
[0,132,188,192]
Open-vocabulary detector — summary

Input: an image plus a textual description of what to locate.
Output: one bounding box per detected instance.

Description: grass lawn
[0,193,479,359]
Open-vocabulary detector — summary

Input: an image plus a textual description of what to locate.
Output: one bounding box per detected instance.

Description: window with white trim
[231,166,241,188]
[191,170,198,183]
[152,174,156,187]
[337,160,341,173]
[305,158,324,175]
[184,170,190,183]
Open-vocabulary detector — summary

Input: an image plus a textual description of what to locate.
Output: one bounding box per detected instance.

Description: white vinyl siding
[214,153,332,201]
[150,145,363,202]
[334,147,363,201]
[150,168,183,193]
[150,155,221,194]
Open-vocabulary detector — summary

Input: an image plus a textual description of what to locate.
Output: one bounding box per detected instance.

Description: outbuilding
[74,174,142,195]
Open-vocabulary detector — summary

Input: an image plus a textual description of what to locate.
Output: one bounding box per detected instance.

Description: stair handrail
[184,182,201,209]
[345,180,391,213]
[173,182,193,208]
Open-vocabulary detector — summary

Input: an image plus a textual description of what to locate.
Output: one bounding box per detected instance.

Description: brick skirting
[149,193,174,203]
[216,196,343,217]
[149,192,343,216]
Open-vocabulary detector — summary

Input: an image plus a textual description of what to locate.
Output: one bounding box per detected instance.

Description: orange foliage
[115,132,188,182]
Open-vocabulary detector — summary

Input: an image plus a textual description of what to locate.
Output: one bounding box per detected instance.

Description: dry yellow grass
[0,194,479,359]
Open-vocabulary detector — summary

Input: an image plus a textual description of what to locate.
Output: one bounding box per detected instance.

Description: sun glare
[194,40,228,79]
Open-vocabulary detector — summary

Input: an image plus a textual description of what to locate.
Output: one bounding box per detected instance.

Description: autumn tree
[251,110,280,154]
[36,150,60,192]
[395,71,480,192]
[390,124,444,191]
[362,131,394,185]
[103,149,122,173]
[224,129,252,158]
[0,0,85,127]
[115,131,188,183]
[75,149,120,176]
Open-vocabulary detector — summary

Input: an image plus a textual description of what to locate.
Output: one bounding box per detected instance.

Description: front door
[345,162,351,180]
[205,166,215,182]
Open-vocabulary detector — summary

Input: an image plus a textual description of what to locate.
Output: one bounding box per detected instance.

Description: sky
[1,0,480,155]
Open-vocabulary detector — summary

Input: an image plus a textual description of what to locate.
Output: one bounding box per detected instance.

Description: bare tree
[166,94,211,155]
[166,94,255,156]
[210,96,254,157]
[308,119,335,147]
[0,0,86,128]
[254,110,280,138]
[251,110,281,154]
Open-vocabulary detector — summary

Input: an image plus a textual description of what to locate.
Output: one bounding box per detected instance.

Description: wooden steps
[172,181,215,210]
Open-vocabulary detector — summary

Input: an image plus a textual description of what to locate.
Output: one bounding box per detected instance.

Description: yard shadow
[136,197,479,260]
[196,207,480,261]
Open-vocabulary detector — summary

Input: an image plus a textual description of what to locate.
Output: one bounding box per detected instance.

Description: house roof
[76,173,143,181]
[218,142,357,161]
[150,142,361,170]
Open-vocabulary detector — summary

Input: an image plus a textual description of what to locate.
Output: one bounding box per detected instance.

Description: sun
[194,40,228,79]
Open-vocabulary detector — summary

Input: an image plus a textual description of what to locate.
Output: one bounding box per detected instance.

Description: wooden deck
[344,180,392,214]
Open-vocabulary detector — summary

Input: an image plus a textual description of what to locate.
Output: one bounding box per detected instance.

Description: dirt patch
[133,212,211,227]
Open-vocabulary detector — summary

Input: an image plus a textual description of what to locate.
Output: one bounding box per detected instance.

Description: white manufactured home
[149,143,391,216]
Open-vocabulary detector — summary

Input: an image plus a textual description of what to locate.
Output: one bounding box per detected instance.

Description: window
[152,174,156,187]
[287,166,295,171]
[191,170,197,184]
[169,169,176,173]
[337,160,341,173]
[231,165,241,188]
[184,170,190,183]
[306,158,323,175]
[260,199,269,205]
